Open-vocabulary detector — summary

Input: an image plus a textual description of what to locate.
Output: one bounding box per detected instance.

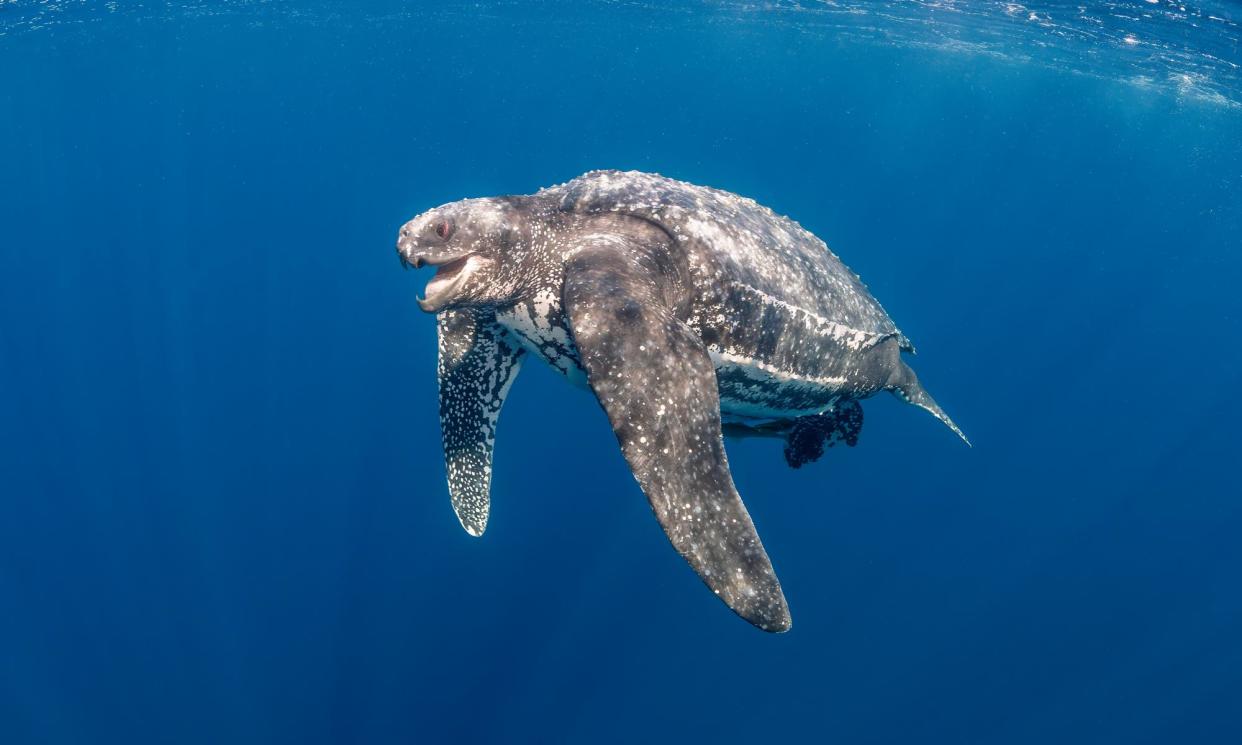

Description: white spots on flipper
[437,310,525,536]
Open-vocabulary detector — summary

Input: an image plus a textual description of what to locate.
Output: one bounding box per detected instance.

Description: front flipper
[437,308,525,536]
[563,242,791,632]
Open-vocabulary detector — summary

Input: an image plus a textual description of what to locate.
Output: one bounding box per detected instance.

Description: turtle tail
[887,360,971,447]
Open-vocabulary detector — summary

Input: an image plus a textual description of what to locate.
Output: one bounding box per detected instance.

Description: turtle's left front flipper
[437,308,525,536]
[563,239,791,632]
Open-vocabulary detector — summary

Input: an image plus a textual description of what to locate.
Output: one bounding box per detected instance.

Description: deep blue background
[2,3,1241,743]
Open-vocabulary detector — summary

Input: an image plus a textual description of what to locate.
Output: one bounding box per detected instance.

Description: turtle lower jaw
[418,255,488,312]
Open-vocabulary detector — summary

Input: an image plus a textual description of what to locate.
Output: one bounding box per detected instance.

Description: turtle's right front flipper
[437,308,525,536]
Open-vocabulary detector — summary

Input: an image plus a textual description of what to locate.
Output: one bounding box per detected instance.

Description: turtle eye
[434,220,453,240]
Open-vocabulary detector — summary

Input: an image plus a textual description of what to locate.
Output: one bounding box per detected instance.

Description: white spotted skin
[413,165,966,454]
[526,170,925,432]
[546,170,912,347]
[494,288,589,389]
[448,170,917,434]
[403,170,966,633]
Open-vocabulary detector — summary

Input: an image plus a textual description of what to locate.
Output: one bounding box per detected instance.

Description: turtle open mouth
[429,254,470,284]
[418,254,484,312]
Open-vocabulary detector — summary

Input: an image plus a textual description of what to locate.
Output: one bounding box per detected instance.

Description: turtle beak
[396,232,472,271]
[398,246,474,272]
[396,235,421,269]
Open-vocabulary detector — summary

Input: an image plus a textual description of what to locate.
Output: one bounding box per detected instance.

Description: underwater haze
[2,1,1241,743]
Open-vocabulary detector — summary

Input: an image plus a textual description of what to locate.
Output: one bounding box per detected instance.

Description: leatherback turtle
[396,170,967,632]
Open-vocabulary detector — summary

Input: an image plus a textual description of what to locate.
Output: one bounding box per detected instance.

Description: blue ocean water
[2,1,1240,742]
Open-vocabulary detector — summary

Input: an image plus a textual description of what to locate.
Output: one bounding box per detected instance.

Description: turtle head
[396,197,526,313]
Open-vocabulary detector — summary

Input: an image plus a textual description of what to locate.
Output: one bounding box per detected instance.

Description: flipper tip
[458,517,486,537]
[728,588,792,633]
[761,614,793,633]
[890,362,971,448]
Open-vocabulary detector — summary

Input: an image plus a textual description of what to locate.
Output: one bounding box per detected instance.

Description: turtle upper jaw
[396,240,473,270]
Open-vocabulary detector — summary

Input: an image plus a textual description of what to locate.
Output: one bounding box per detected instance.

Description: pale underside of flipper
[562,235,792,632]
[437,308,525,536]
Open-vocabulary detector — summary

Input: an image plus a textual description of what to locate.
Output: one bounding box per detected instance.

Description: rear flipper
[783,400,864,469]
[888,359,971,446]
